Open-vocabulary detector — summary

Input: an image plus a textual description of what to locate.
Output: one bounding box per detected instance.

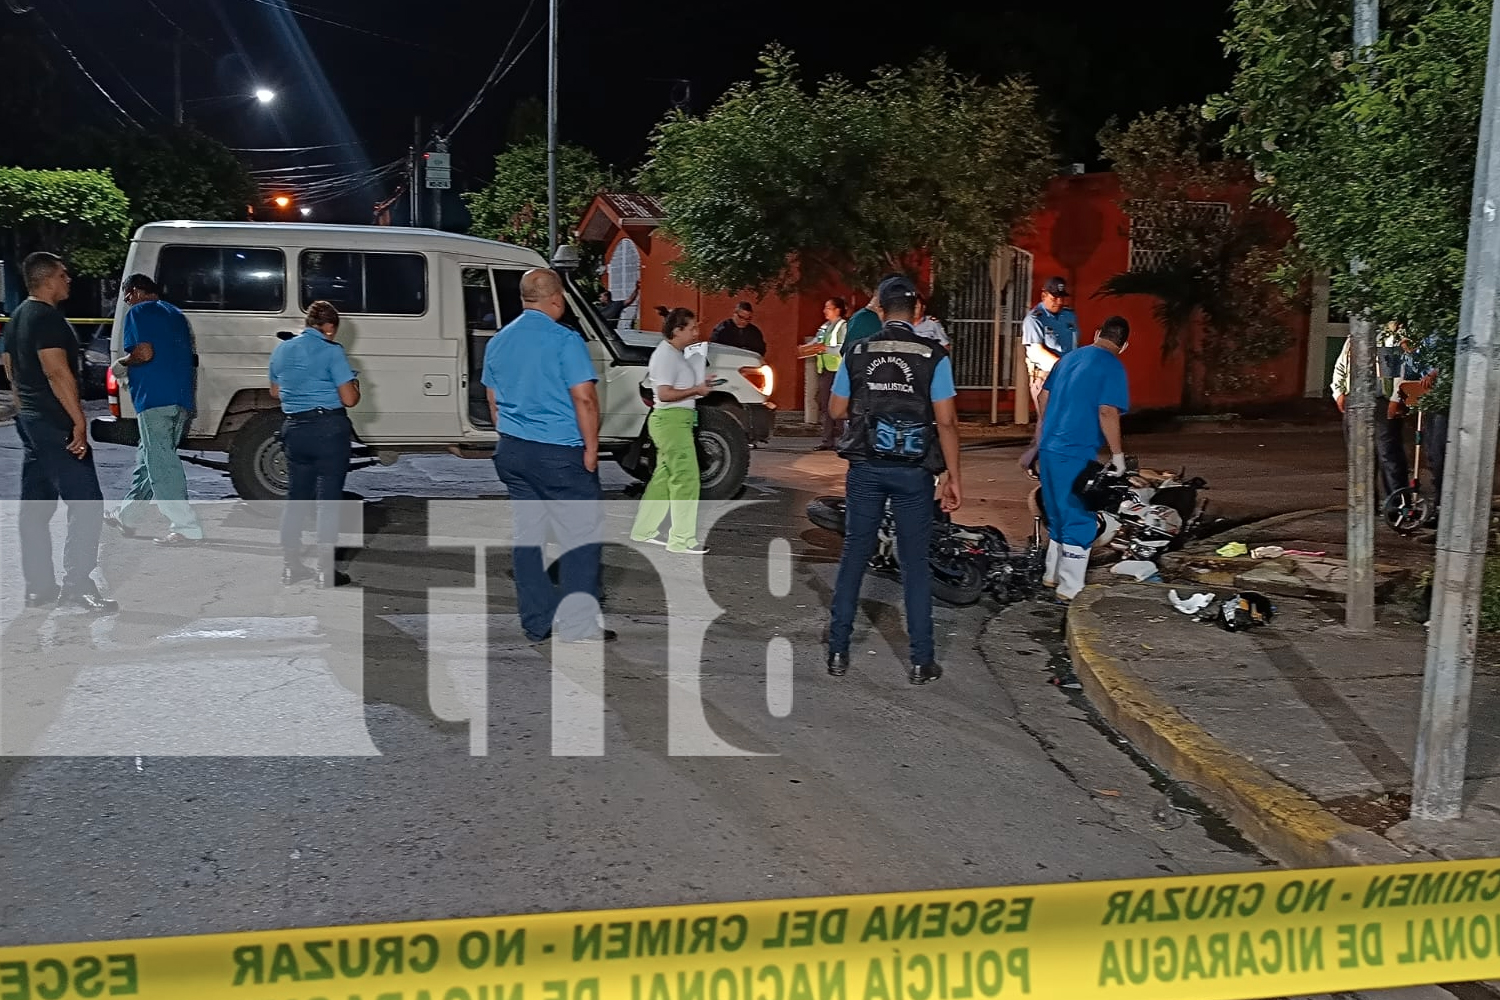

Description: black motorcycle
[805,497,1047,607]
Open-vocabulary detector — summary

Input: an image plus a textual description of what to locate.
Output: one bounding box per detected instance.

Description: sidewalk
[1067,509,1500,870]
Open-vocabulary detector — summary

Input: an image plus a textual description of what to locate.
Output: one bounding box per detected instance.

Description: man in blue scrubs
[1036,316,1131,603]
[484,268,613,645]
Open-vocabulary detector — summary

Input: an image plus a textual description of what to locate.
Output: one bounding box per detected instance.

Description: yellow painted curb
[1066,583,1414,868]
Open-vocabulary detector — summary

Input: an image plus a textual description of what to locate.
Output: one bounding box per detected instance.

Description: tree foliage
[639,46,1055,295]
[1095,107,1295,399]
[0,167,131,276]
[66,128,257,230]
[1207,0,1489,409]
[464,138,615,257]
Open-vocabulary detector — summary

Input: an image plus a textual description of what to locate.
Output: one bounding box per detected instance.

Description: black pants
[816,369,842,447]
[1423,410,1449,502]
[16,413,104,595]
[280,409,353,557]
[1342,405,1409,498]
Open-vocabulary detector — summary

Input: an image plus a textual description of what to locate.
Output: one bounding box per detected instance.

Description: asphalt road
[0,410,1462,999]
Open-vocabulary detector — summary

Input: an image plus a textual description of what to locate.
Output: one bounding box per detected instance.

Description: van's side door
[296,248,459,443]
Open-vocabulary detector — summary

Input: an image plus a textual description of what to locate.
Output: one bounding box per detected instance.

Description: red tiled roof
[600,193,664,223]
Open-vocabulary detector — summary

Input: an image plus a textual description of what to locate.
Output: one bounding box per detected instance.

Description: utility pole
[409,115,422,228]
[1343,0,1379,634]
[173,30,183,126]
[546,0,560,259]
[1412,0,1500,821]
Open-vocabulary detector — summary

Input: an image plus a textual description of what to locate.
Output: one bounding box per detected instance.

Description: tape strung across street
[3,859,1499,1000]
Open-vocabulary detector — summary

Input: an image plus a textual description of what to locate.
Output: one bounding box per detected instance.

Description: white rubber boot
[1043,540,1061,588]
[1056,544,1090,601]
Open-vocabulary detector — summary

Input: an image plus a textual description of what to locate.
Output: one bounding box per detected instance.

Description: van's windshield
[558,272,650,366]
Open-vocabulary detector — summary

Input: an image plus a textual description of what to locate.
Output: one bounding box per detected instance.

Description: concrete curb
[1066,583,1422,868]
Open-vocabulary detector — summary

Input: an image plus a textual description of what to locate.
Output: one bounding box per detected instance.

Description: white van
[90,222,775,502]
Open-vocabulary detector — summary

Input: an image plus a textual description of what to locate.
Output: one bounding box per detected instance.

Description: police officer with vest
[268,300,360,588]
[827,276,963,685]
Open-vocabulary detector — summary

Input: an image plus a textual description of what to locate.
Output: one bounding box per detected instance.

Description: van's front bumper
[747,402,775,443]
[91,416,139,448]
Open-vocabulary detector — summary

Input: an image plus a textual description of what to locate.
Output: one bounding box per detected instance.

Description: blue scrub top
[122,299,196,412]
[1040,344,1129,456]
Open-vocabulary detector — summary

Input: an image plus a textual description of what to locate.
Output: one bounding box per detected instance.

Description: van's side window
[300,251,426,315]
[157,246,285,312]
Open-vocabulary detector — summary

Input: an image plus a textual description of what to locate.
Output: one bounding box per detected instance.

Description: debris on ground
[1215,541,1249,558]
[1111,559,1161,582]
[1215,592,1275,632]
[1169,590,1216,615]
[1250,545,1286,559]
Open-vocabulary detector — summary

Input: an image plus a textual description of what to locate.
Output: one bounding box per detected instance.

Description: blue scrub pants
[1038,450,1100,549]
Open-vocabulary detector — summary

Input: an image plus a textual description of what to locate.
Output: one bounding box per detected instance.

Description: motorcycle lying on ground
[1028,459,1210,560]
[804,496,1048,607]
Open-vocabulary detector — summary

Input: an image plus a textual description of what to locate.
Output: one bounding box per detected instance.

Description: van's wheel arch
[228,410,289,513]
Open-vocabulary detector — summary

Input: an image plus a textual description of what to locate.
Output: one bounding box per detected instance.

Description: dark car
[79,325,111,400]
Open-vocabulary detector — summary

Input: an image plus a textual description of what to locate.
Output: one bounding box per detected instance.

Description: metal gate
[936,247,1032,391]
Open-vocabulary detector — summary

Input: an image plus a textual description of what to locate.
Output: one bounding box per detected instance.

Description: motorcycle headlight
[739,365,774,398]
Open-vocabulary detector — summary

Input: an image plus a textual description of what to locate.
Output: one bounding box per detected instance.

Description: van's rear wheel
[228,410,289,512]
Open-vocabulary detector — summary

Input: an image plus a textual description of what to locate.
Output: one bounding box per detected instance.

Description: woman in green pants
[630,307,711,554]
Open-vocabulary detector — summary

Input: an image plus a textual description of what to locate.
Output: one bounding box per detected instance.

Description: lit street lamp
[254,88,276,105]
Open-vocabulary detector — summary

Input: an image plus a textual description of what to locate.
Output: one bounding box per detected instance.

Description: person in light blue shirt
[268,300,360,587]
[1021,276,1081,406]
[107,273,203,544]
[483,268,612,645]
[1036,316,1132,603]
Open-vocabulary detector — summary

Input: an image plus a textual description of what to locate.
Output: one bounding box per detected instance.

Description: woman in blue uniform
[268,300,360,587]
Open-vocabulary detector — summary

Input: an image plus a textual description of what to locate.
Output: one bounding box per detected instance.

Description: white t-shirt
[648,339,705,410]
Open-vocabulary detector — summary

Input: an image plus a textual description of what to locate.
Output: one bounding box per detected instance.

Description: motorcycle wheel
[806,496,847,534]
[931,560,985,606]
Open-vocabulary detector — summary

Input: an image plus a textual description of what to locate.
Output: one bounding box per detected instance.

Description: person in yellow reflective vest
[811,297,848,450]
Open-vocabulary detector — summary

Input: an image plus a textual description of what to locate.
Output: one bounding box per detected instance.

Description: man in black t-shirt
[3,252,117,612]
[709,301,767,357]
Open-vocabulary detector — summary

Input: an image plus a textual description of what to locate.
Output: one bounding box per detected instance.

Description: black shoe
[827,651,850,676]
[316,569,352,589]
[24,587,59,608]
[60,588,119,614]
[560,628,617,645]
[282,562,315,586]
[102,513,137,538]
[909,662,942,685]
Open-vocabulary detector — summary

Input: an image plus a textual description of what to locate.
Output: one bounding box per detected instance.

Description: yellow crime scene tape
[3,858,1499,1000]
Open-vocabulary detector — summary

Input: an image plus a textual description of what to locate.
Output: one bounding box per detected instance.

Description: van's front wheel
[695,405,751,501]
[228,410,289,510]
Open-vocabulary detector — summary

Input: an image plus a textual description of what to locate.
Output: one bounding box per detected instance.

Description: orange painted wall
[619,231,857,412]
[599,173,1311,417]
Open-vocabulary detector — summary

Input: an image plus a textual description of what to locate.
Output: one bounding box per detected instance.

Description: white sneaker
[669,543,709,555]
[630,535,668,547]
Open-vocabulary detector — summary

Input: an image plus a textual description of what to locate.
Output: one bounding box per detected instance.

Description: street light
[299,207,312,218]
[254,87,275,105]
[273,196,292,209]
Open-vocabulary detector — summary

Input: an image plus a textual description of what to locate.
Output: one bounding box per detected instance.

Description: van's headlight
[739,365,774,397]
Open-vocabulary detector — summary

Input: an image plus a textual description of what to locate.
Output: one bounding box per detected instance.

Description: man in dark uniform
[826,275,963,685]
[2,252,117,611]
[709,302,767,357]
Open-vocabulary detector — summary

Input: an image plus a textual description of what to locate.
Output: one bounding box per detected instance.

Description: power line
[441,2,542,143]
[55,0,165,120]
[29,10,142,128]
[223,0,445,52]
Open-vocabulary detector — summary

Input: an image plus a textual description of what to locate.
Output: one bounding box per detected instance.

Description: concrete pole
[546,0,560,259]
[1411,0,1500,821]
[1343,0,1380,634]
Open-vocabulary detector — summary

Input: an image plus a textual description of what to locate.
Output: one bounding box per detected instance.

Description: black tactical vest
[836,322,948,473]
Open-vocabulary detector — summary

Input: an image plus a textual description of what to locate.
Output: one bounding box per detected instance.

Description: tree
[1207,0,1489,409]
[464,138,615,256]
[639,45,1055,296]
[66,128,257,230]
[1094,107,1295,400]
[0,167,131,276]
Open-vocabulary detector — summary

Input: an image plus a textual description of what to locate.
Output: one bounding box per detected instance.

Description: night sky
[9,0,1231,222]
